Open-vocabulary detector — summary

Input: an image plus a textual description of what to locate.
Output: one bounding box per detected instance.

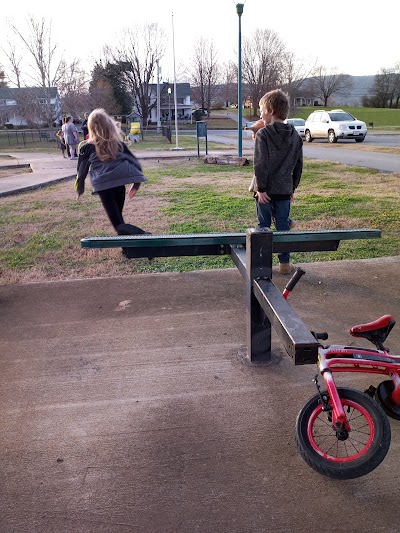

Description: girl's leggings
[97,186,126,231]
[97,186,146,235]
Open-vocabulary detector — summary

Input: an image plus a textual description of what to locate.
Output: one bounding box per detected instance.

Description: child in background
[56,129,67,158]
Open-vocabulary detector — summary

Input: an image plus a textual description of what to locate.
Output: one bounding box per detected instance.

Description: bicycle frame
[318,345,400,422]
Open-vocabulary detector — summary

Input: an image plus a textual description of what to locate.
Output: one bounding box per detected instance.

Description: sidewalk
[0,148,253,198]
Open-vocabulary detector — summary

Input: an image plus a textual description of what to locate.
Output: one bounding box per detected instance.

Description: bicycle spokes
[296,387,391,479]
[308,398,374,461]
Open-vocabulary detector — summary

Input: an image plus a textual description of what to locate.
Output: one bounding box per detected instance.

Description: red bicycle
[284,268,399,479]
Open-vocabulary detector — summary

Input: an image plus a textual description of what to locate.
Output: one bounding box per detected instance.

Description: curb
[0,174,76,198]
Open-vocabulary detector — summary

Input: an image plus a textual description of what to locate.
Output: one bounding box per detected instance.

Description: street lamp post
[236,3,244,157]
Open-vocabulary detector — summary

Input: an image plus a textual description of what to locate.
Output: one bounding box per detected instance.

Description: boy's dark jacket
[75,142,147,195]
[253,122,303,195]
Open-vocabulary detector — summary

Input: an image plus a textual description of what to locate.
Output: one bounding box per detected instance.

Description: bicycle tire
[295,387,391,479]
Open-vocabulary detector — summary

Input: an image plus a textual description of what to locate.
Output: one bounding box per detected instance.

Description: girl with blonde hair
[75,109,148,237]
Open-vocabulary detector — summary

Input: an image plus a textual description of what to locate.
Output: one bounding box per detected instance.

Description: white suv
[304,109,367,143]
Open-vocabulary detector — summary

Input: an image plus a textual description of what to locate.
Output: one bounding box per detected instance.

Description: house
[148,82,192,123]
[0,87,62,127]
[293,96,323,107]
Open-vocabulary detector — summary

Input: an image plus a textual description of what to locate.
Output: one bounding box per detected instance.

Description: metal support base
[245,228,273,362]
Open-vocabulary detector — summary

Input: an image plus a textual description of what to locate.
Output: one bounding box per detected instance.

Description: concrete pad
[1,259,400,532]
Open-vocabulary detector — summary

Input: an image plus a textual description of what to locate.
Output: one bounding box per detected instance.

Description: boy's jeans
[256,198,291,264]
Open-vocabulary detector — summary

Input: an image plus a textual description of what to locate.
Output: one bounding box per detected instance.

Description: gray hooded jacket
[75,142,147,195]
[253,122,303,195]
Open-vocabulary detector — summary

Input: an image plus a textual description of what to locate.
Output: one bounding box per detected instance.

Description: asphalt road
[302,143,399,172]
[207,130,400,173]
[336,133,400,147]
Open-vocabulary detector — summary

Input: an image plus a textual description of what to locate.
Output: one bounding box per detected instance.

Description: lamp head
[236,3,244,15]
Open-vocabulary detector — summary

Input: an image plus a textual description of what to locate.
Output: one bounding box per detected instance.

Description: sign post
[196,121,208,158]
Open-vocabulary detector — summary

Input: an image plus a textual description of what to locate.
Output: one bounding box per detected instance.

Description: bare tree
[393,62,400,108]
[189,38,220,114]
[1,44,23,87]
[312,66,353,107]
[11,16,64,86]
[221,61,237,107]
[57,60,90,117]
[241,28,287,116]
[8,15,65,128]
[281,52,316,111]
[13,88,43,127]
[369,66,400,108]
[103,23,166,126]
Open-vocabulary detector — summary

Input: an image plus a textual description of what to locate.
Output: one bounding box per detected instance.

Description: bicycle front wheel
[295,387,391,479]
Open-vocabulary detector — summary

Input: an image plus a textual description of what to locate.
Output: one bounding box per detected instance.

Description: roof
[149,83,191,98]
[0,87,59,99]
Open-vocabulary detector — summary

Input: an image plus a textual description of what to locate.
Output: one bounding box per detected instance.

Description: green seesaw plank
[81,229,381,249]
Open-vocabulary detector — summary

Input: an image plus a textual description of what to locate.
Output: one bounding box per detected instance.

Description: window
[328,112,355,122]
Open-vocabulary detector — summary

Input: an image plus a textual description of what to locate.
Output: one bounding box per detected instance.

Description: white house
[148,82,192,123]
[0,87,62,127]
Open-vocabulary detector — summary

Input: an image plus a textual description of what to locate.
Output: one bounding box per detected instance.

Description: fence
[0,129,59,149]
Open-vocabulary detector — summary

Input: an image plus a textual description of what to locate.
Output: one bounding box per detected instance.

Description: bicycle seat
[350,315,396,348]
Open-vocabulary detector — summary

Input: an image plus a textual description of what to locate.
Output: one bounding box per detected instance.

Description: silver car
[285,118,305,137]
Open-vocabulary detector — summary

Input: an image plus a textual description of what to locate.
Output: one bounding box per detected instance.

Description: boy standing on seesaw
[252,89,303,275]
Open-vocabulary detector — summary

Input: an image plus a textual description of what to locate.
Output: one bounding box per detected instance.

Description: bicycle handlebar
[312,331,329,341]
[283,267,306,299]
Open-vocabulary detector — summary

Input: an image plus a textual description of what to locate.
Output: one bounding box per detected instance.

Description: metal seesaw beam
[253,277,319,365]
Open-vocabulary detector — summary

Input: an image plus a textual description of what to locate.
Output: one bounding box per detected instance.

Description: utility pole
[156,61,161,132]
[236,3,244,157]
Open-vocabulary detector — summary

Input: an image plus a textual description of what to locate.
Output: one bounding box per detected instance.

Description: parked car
[304,109,367,143]
[192,108,208,116]
[192,108,208,121]
[284,118,305,137]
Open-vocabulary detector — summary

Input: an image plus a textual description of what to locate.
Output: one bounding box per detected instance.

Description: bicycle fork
[315,371,351,434]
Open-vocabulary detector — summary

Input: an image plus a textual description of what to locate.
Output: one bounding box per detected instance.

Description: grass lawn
[0,133,237,155]
[0,157,399,284]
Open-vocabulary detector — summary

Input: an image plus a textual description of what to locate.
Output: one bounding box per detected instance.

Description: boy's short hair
[259,89,289,120]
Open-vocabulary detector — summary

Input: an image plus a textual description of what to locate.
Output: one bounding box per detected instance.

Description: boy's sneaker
[271,218,297,230]
[279,262,295,275]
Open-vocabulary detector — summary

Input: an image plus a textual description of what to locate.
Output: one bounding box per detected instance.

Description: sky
[1,0,399,85]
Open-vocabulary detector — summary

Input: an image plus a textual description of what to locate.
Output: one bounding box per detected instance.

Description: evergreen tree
[0,70,7,88]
